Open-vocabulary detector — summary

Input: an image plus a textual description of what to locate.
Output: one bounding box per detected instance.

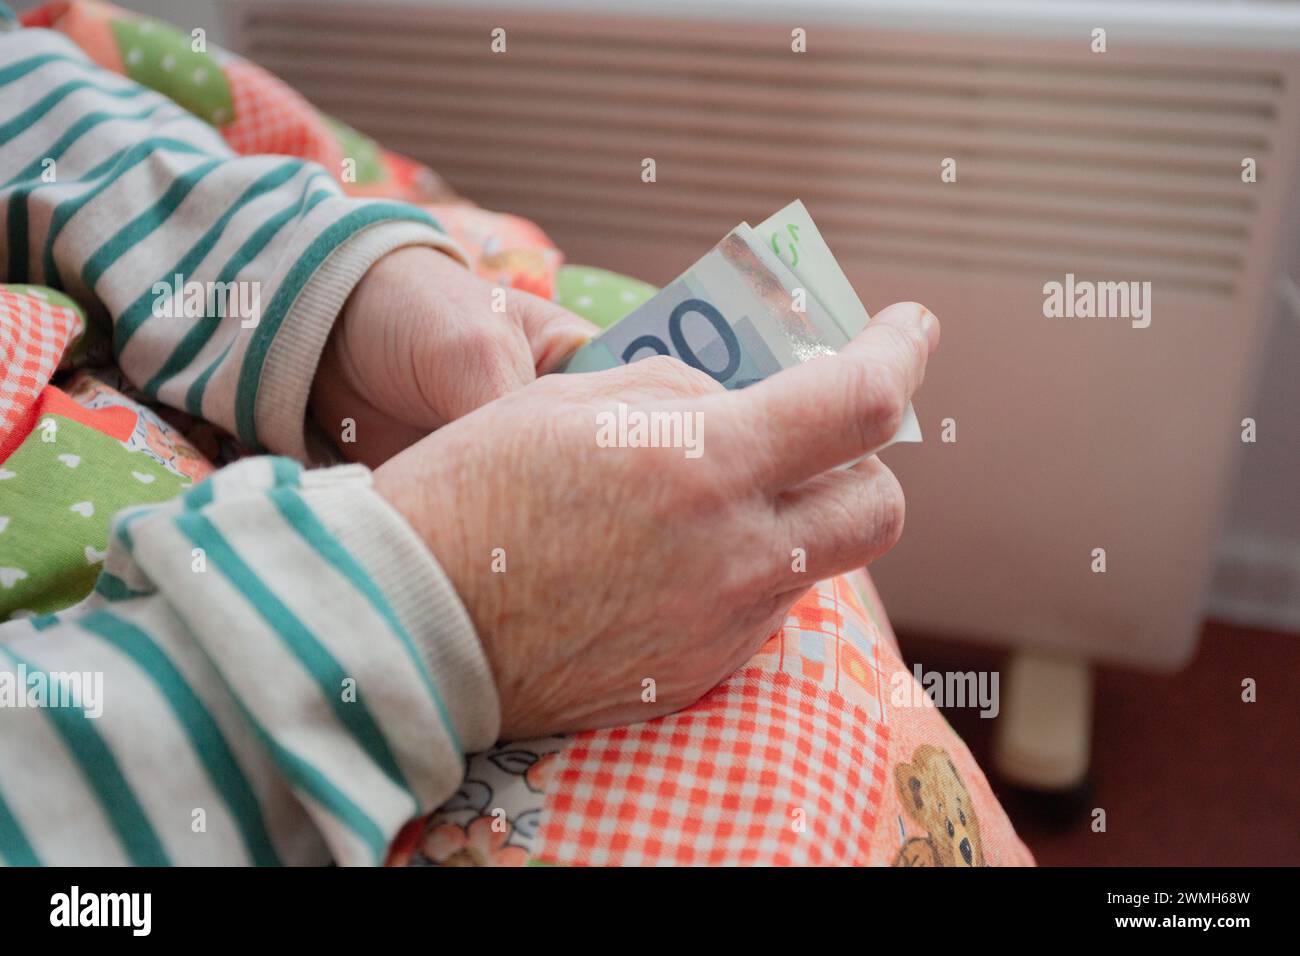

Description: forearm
[0,458,498,865]
[0,25,465,460]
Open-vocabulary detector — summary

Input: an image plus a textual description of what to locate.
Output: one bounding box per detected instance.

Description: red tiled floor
[897,620,1300,866]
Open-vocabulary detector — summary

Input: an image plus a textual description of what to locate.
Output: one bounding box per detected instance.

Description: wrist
[373,441,498,698]
[308,245,469,464]
[307,324,355,457]
[349,458,501,752]
[260,220,458,460]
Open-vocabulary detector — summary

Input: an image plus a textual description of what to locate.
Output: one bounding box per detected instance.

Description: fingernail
[919,308,939,351]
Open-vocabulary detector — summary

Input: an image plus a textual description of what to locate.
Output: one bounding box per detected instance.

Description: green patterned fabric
[555,265,657,330]
[0,415,186,619]
[109,17,235,125]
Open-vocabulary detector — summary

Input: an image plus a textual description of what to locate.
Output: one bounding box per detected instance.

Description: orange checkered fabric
[0,286,85,458]
[537,670,891,865]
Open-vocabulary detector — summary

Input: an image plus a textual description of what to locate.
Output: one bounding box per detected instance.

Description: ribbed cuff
[300,464,501,755]
[255,220,468,463]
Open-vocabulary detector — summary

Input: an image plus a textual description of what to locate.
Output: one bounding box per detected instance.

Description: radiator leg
[993,650,1093,793]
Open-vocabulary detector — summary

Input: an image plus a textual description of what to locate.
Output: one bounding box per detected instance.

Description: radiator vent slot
[233,2,1287,297]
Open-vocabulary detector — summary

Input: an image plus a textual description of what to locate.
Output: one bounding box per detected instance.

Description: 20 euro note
[751,200,921,444]
[563,224,849,388]
[562,201,922,451]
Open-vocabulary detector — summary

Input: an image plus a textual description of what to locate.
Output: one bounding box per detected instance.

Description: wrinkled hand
[311,247,597,466]
[374,301,939,740]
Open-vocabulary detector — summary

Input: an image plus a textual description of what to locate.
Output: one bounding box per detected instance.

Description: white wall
[1211,278,1300,632]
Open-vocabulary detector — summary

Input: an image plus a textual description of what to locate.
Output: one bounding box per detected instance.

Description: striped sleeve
[0,27,467,460]
[0,458,500,866]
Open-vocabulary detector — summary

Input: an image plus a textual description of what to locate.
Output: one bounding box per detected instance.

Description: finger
[416,318,536,422]
[585,354,725,402]
[774,455,906,583]
[510,290,602,374]
[733,301,938,491]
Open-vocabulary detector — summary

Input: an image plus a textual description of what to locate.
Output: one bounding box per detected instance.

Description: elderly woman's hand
[374,301,938,740]
[311,246,597,467]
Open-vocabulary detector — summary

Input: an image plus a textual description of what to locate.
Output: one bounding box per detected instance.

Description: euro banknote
[562,200,922,450]
[752,200,921,443]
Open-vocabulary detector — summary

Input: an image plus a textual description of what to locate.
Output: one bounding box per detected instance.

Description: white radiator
[227,0,1300,670]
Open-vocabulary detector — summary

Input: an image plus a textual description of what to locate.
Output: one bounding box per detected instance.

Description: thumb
[511,290,602,375]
